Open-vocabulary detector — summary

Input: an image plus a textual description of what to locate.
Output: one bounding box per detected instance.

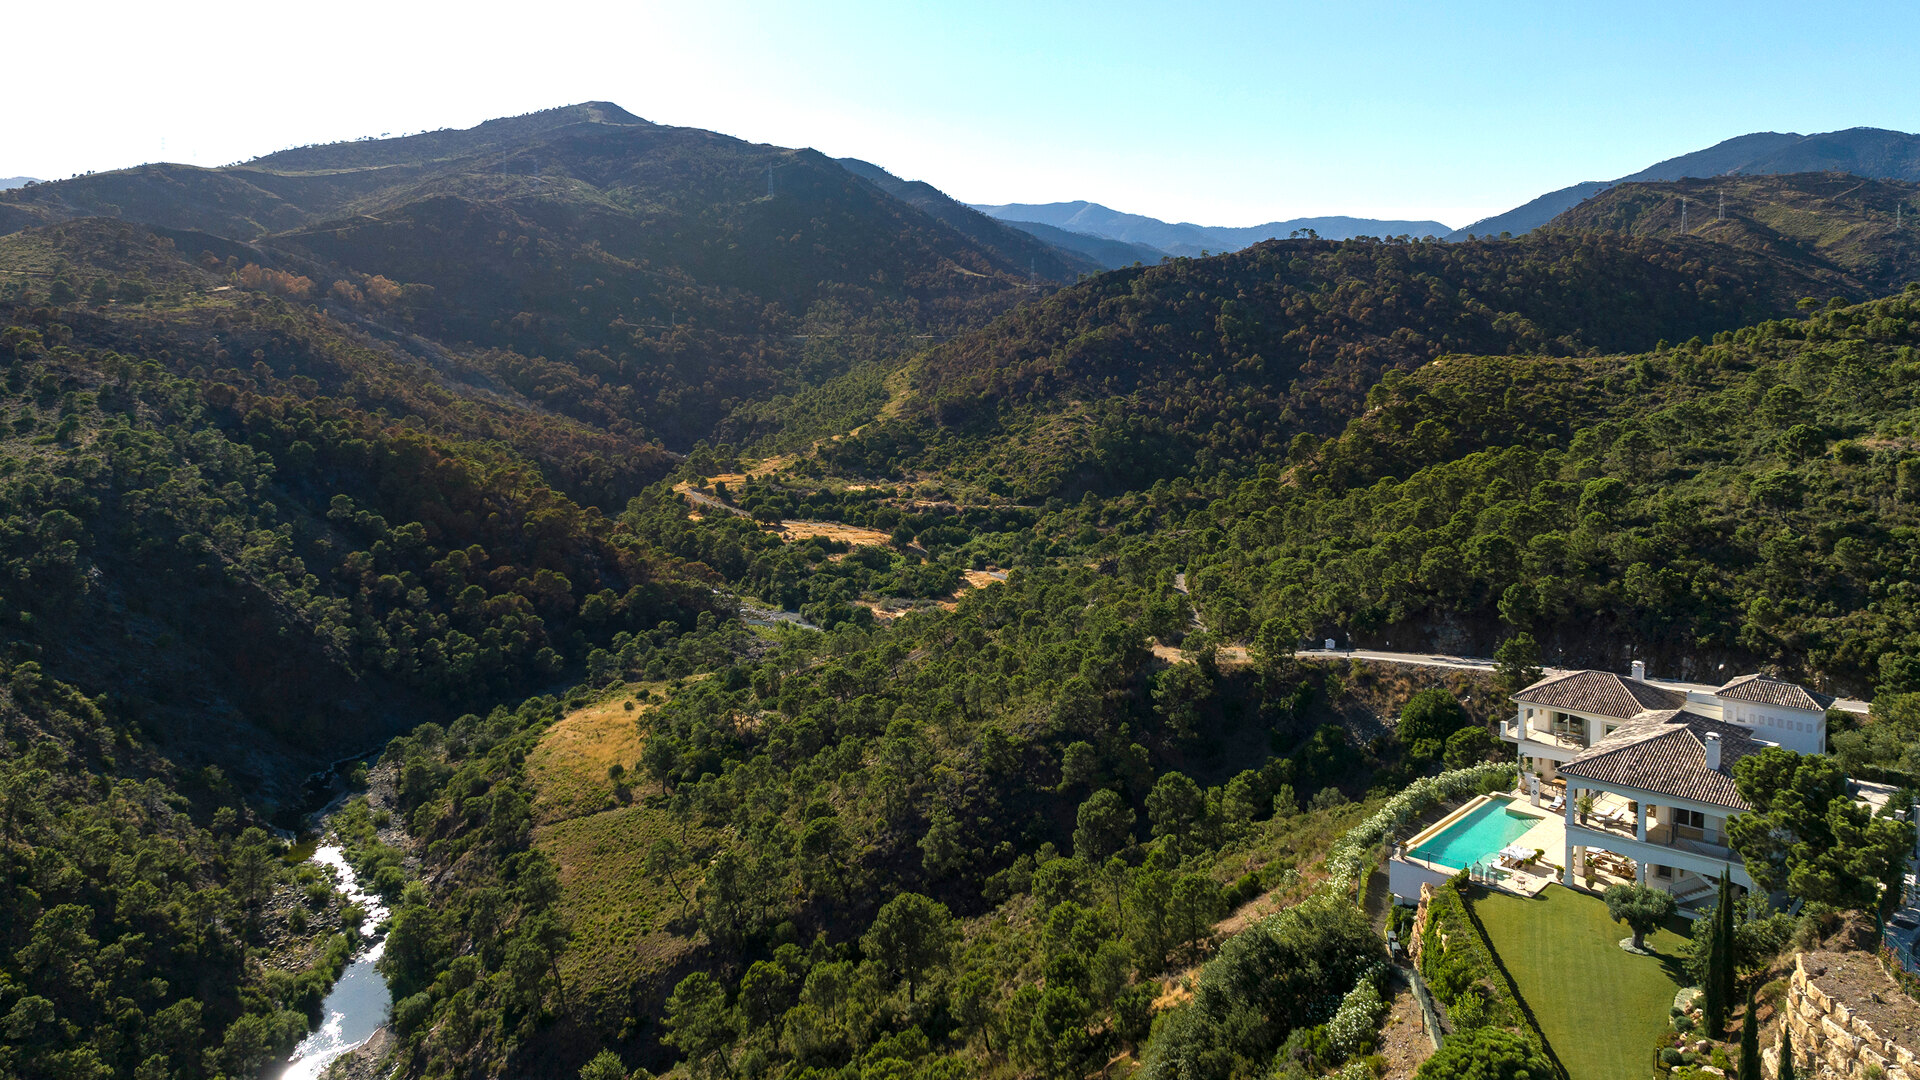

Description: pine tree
[1738,986,1762,1080]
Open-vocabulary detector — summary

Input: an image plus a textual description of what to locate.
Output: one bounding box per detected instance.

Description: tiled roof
[1513,669,1686,719]
[1715,673,1834,712]
[1558,710,1765,810]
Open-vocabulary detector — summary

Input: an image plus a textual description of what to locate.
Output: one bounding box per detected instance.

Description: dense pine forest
[6,103,1920,1080]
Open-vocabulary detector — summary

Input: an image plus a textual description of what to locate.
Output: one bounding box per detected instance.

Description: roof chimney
[1631,660,1647,682]
[1704,732,1722,771]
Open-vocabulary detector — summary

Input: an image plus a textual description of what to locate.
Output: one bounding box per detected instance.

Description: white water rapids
[275,846,392,1080]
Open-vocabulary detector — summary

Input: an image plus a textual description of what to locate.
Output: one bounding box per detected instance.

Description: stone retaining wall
[1770,952,1920,1079]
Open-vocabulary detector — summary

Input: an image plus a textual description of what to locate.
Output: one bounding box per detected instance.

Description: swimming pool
[1408,796,1542,870]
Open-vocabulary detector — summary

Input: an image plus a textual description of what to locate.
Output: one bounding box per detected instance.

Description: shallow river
[275,846,392,1080]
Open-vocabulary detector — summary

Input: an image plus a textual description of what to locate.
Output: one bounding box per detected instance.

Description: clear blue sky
[13,1,1920,229]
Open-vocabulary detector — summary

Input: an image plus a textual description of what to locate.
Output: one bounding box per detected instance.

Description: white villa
[1502,662,1835,903]
[1389,660,1845,908]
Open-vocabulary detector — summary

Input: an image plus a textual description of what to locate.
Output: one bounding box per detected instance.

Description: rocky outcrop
[1410,881,1435,968]
[1770,951,1920,1079]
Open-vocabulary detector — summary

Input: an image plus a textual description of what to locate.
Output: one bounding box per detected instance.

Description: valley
[7,99,1920,1080]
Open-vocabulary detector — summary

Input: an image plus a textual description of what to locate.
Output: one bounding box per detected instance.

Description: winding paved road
[1294,647,1870,715]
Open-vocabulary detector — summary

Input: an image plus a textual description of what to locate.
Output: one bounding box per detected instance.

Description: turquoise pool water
[1410,797,1540,869]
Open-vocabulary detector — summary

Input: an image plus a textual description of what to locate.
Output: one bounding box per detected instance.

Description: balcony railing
[1570,817,1733,860]
[1514,728,1588,752]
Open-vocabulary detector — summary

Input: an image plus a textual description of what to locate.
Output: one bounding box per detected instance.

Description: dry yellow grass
[526,692,653,825]
[1152,979,1194,1011]
[779,520,894,546]
[959,569,1006,591]
[856,600,908,621]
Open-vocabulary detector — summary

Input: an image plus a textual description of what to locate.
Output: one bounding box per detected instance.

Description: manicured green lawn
[1472,885,1690,1080]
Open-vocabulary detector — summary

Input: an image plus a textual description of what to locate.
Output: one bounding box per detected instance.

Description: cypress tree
[1719,877,1738,1001]
[1738,986,1761,1080]
[1704,872,1732,1038]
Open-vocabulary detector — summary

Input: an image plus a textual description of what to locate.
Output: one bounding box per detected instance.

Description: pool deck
[1399,792,1567,897]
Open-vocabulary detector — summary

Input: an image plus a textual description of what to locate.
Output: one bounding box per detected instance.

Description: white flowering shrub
[1338,1059,1376,1080]
[1327,964,1388,1057]
[1320,762,1513,899]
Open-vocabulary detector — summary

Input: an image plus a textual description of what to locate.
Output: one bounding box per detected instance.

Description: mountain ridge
[0,103,1079,449]
[992,216,1170,268]
[835,157,1101,278]
[1454,126,1920,239]
[815,229,1834,500]
[1543,171,1920,295]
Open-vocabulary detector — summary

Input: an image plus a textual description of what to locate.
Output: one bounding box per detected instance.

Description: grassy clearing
[538,804,704,1021]
[778,520,894,546]
[1473,885,1690,1080]
[529,684,713,1024]
[526,684,669,824]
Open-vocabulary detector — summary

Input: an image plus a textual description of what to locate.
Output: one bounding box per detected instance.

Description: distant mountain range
[1454,127,1920,239]
[826,165,1172,270]
[834,158,1100,278]
[970,200,1451,258]
[0,177,34,190]
[982,217,1169,269]
[934,126,1920,261]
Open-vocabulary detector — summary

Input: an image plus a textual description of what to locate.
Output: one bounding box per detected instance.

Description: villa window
[1673,808,1706,832]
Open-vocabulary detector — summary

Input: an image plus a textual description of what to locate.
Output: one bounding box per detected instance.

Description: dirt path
[672,481,752,518]
[1377,976,1438,1077]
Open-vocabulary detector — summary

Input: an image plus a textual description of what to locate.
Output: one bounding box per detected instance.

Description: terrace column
[1564,786,1577,826]
[1635,802,1647,842]
[1636,860,1647,885]
[1562,835,1575,885]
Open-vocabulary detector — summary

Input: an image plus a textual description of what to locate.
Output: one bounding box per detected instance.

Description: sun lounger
[1546,794,1565,812]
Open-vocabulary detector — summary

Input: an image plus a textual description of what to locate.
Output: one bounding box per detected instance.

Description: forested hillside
[370,562,1493,1079]
[1169,290,1920,693]
[0,663,363,1080]
[0,218,718,796]
[816,230,1846,498]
